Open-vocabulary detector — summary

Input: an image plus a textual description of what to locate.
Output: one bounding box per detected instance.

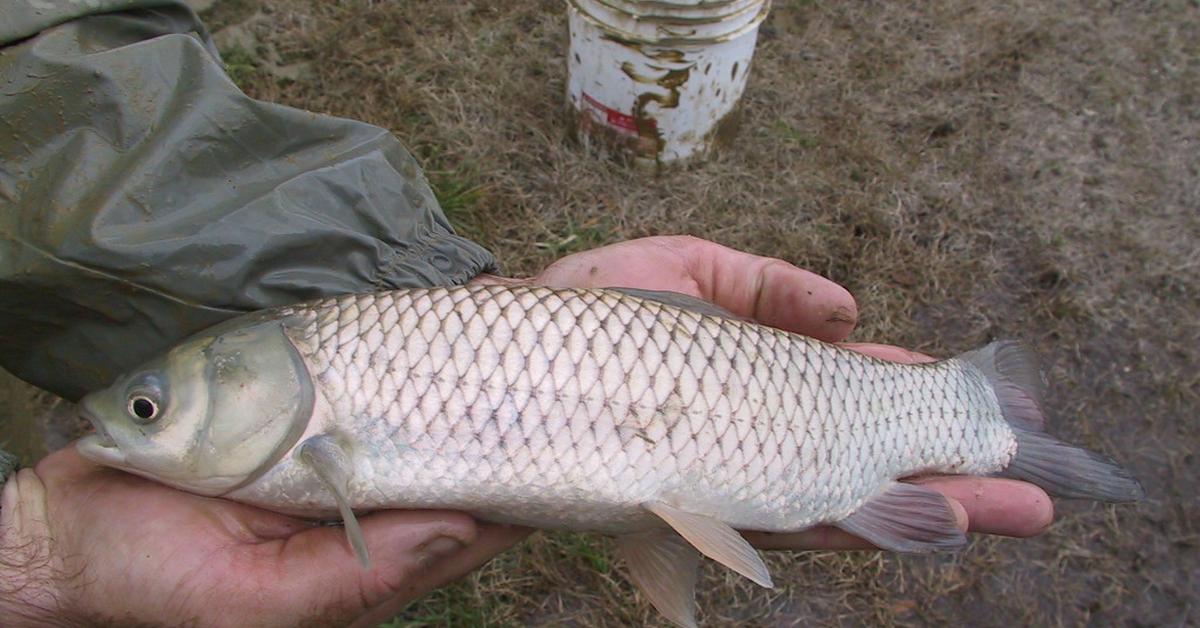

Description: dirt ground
[2,0,1195,625]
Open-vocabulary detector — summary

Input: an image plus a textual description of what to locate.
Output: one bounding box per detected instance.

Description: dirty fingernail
[417,537,463,566]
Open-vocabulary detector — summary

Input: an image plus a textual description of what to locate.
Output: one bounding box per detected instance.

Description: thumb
[349,521,535,627]
[263,510,477,622]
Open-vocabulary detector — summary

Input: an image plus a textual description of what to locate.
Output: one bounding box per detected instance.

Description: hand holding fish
[2,236,1114,627]
[0,447,529,627]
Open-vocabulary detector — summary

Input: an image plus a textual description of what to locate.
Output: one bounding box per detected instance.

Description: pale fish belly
[229,285,1017,535]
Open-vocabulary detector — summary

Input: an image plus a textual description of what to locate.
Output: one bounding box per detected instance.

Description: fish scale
[226,285,1015,533]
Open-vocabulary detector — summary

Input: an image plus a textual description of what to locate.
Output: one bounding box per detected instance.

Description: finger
[0,468,51,540]
[532,236,859,342]
[679,237,859,341]
[260,510,477,621]
[41,444,114,480]
[907,476,1053,537]
[399,521,531,596]
[840,342,937,364]
[349,522,534,627]
[741,525,875,551]
[223,504,317,542]
[741,498,968,551]
[533,240,655,289]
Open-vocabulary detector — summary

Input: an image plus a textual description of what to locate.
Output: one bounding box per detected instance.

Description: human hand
[0,448,528,627]
[477,235,1053,549]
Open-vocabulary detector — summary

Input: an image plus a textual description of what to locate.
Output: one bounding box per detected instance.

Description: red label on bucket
[582,92,654,134]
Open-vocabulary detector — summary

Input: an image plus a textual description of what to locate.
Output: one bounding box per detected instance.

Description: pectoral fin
[297,435,370,568]
[644,501,773,588]
[615,530,700,628]
[835,482,967,553]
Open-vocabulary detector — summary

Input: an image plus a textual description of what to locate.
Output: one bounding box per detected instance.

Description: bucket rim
[595,0,763,21]
[568,0,771,46]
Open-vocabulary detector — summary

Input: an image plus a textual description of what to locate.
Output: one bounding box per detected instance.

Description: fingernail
[416,536,465,568]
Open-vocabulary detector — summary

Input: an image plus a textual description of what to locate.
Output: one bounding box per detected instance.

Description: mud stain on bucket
[602,34,686,63]
[566,0,771,169]
[621,59,695,168]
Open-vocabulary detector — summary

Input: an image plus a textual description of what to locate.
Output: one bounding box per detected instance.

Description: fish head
[76,318,314,495]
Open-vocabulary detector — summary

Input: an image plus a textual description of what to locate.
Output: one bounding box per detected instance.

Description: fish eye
[128,394,160,423]
[124,373,166,424]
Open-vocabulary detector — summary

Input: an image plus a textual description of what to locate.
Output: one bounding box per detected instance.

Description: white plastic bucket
[566,0,771,168]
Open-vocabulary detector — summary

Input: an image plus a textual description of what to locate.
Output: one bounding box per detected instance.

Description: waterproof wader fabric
[0,1,497,409]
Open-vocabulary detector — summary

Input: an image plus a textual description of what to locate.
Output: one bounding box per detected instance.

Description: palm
[38,455,282,621]
[28,447,520,626]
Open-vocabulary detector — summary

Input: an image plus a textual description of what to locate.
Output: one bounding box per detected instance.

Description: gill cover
[193,319,315,493]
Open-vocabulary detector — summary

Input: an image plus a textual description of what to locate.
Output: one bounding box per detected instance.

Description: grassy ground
[3,0,1195,625]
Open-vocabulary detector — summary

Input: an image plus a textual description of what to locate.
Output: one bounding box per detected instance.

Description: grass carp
[77,285,1142,626]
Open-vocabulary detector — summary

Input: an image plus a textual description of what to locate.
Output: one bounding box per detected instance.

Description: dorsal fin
[608,287,746,321]
[955,341,1045,430]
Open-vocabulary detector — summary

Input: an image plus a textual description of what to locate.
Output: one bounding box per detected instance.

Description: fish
[76,284,1143,627]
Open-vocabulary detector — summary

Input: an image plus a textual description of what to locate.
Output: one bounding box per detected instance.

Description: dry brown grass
[211,2,1195,624]
[2,0,1195,625]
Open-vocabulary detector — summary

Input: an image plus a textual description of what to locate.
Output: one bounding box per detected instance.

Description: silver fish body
[228,285,1013,532]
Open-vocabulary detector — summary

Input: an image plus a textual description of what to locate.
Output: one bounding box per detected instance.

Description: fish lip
[76,433,127,466]
[78,407,116,447]
[75,407,126,465]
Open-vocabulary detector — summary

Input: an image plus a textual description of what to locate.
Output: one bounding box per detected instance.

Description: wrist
[0,469,71,627]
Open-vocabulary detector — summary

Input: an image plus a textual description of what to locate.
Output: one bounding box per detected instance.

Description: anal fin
[297,435,370,568]
[615,530,700,628]
[835,482,966,553]
[644,501,773,588]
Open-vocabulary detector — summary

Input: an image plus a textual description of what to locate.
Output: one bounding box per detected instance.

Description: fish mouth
[75,408,126,465]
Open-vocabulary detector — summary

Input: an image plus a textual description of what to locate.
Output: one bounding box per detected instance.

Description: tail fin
[1002,429,1144,502]
[957,341,1144,503]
